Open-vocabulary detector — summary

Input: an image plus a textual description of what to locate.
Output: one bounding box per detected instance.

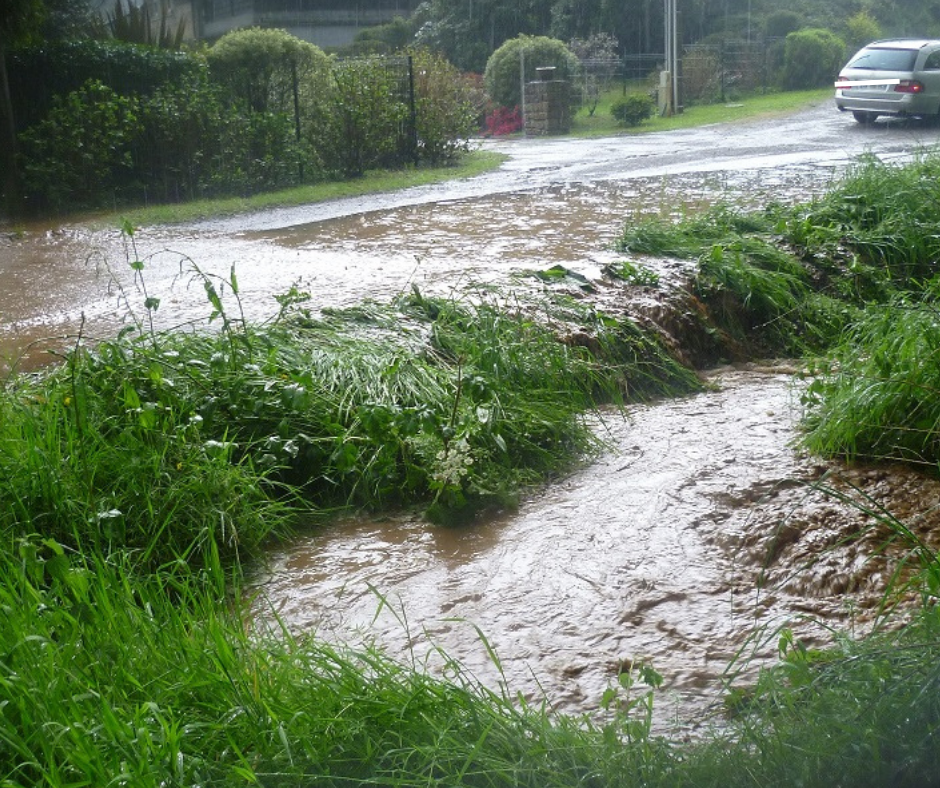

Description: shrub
[484,105,523,136]
[410,48,478,165]
[18,79,141,210]
[611,93,654,126]
[484,35,579,110]
[782,28,846,89]
[764,10,803,39]
[206,27,332,116]
[8,39,203,132]
[843,10,882,52]
[324,56,411,177]
[206,28,334,188]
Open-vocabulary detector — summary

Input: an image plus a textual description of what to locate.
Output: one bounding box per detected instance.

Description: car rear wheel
[852,110,878,125]
[852,110,879,124]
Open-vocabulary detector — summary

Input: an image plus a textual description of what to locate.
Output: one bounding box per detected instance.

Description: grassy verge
[572,87,832,137]
[82,150,507,229]
[615,150,940,468]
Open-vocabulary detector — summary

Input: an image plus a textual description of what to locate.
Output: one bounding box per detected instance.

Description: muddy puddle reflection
[252,366,940,730]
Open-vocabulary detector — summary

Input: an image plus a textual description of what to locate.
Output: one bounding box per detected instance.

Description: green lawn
[572,86,833,136]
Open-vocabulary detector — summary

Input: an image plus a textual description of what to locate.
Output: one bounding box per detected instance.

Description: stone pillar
[523,67,571,136]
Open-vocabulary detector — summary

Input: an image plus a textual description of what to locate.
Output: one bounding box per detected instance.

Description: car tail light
[895,80,925,93]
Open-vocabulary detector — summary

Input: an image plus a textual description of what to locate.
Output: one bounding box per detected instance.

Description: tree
[0,0,45,217]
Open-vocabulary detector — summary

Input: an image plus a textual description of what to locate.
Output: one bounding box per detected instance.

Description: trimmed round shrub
[206,27,332,115]
[483,35,579,110]
[612,93,654,127]
[782,28,846,89]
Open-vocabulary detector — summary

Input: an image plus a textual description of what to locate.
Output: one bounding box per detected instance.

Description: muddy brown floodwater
[5,101,940,728]
[251,366,940,731]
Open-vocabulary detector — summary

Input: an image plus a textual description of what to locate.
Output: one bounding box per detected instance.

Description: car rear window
[846,48,918,71]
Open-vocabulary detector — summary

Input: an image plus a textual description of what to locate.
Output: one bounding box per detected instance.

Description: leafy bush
[18,79,141,210]
[8,39,203,131]
[484,35,579,110]
[611,93,654,127]
[206,27,332,116]
[782,28,846,89]
[764,10,803,38]
[324,56,411,177]
[484,105,523,136]
[843,10,882,52]
[13,33,480,210]
[410,48,478,164]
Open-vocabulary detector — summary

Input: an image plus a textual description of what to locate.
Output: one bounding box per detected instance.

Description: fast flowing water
[4,102,940,727]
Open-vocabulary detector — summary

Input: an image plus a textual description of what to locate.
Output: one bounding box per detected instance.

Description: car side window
[923,51,940,70]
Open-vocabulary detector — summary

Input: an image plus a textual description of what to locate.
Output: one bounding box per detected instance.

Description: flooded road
[4,100,940,725]
[3,100,940,369]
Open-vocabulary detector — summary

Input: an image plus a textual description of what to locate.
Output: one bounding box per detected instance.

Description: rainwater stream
[4,101,940,728]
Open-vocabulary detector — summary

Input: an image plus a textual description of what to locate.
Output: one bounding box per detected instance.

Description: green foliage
[604,260,661,287]
[611,92,654,126]
[410,47,478,164]
[617,148,940,464]
[801,292,940,466]
[206,27,332,116]
[8,39,205,131]
[842,10,881,52]
[18,79,140,209]
[779,152,940,291]
[325,56,411,176]
[12,32,478,210]
[349,14,416,55]
[0,540,682,787]
[484,34,579,110]
[782,27,846,89]
[764,10,803,39]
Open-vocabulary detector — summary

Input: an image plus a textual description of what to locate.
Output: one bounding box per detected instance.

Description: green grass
[82,150,507,229]
[0,259,700,562]
[0,542,675,787]
[572,87,832,137]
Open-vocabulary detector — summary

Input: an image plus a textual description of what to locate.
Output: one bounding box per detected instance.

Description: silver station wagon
[835,39,940,123]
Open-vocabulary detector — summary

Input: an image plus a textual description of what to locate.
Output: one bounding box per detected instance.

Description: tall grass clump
[0,255,700,553]
[0,347,291,572]
[677,610,940,788]
[0,541,680,787]
[801,289,940,466]
[617,204,850,355]
[780,152,940,292]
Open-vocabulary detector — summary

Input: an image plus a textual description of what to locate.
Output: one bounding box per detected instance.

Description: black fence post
[408,55,418,166]
[291,58,303,183]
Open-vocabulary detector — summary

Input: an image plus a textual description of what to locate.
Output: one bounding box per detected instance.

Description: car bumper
[835,88,936,116]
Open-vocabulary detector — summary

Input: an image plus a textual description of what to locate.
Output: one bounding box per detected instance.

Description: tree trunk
[0,37,24,219]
